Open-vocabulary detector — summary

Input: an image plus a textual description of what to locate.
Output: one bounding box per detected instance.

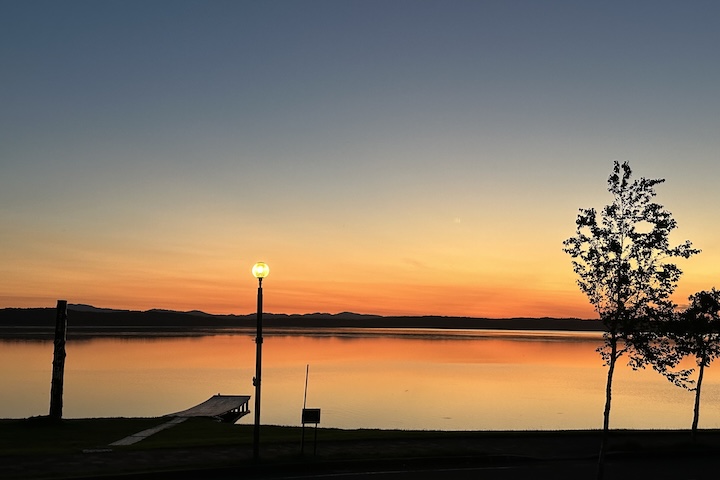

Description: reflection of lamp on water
[251,262,269,461]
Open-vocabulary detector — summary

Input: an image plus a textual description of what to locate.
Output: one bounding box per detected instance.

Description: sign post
[300,364,321,455]
[301,408,321,455]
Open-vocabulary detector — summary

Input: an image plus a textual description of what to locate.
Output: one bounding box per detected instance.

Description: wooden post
[49,300,68,420]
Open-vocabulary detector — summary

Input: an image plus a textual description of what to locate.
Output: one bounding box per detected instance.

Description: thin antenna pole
[301,364,310,455]
[303,364,309,410]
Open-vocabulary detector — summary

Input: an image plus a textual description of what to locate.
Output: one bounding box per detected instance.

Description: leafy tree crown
[563,161,699,335]
[674,289,720,367]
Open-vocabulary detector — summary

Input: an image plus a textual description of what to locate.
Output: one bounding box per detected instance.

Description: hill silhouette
[0,305,601,337]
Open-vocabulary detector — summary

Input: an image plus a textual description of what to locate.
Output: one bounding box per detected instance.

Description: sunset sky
[2,0,719,318]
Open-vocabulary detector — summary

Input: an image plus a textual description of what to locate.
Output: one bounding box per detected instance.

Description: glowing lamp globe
[252,262,270,279]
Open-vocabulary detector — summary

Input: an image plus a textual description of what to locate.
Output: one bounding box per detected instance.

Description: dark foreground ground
[1,418,717,479]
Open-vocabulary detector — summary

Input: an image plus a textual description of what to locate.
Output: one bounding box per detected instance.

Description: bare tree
[563,161,698,479]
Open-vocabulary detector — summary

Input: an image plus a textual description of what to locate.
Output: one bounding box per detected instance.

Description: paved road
[256,462,595,479]
[202,456,712,480]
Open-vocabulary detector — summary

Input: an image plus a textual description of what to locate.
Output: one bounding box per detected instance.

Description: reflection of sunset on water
[264,332,605,367]
[2,332,719,431]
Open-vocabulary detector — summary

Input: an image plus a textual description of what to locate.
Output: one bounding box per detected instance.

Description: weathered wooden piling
[49,300,67,420]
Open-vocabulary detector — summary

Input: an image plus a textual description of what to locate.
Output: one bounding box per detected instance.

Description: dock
[168,394,251,424]
[110,394,251,446]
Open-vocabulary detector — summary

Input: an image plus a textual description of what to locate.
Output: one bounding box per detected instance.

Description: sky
[2,0,719,318]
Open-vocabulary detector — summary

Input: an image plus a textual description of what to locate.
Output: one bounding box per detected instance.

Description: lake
[1,329,718,431]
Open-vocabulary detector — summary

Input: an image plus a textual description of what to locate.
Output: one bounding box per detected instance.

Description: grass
[0,417,410,454]
[139,419,504,450]
[4,417,720,467]
[0,416,504,455]
[0,417,165,455]
[4,416,720,453]
[4,417,720,480]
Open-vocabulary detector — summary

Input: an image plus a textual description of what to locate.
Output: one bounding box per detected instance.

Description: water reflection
[0,331,717,430]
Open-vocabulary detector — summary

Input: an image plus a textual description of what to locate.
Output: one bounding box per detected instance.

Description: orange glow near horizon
[0,272,599,318]
[1,260,704,320]
[0,224,710,319]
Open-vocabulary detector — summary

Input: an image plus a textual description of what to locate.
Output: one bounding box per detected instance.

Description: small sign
[302,408,321,424]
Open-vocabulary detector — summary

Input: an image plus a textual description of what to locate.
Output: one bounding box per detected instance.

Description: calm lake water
[2,329,719,431]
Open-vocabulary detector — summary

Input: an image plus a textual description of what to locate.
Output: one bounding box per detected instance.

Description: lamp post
[251,262,269,461]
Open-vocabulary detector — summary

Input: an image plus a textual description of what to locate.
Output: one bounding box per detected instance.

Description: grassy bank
[3,417,720,479]
[0,417,163,455]
[3,416,720,455]
[0,416,520,455]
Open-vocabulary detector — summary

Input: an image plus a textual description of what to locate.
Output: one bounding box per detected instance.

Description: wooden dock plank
[168,394,251,423]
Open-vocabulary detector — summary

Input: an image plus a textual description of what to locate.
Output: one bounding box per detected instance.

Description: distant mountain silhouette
[0,305,602,337]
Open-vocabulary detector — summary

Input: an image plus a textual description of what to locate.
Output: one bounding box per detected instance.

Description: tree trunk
[597,336,617,480]
[692,358,706,441]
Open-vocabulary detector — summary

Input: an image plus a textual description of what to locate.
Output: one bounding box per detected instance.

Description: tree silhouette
[661,289,720,440]
[563,161,698,479]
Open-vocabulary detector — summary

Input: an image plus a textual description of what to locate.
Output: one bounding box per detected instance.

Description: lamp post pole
[251,262,269,461]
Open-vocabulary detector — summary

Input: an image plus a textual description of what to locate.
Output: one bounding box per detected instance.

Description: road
[198,455,712,480]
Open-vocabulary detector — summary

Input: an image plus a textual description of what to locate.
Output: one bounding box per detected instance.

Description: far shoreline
[0,325,606,340]
[0,305,603,339]
[0,305,604,339]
